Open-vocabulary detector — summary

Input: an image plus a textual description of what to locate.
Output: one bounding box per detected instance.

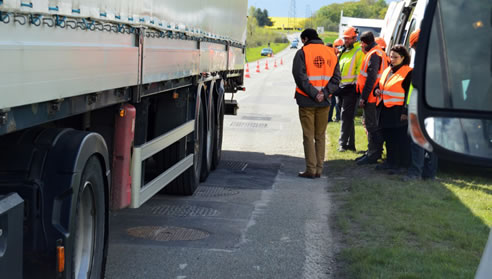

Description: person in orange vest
[293,28,341,178]
[375,37,390,64]
[403,29,438,181]
[328,38,344,123]
[374,45,412,172]
[355,31,388,165]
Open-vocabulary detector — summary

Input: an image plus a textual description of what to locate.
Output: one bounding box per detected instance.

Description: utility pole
[288,0,296,30]
[305,4,311,28]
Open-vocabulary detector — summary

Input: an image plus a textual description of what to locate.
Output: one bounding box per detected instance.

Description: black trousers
[364,103,383,160]
[382,125,410,168]
[338,85,357,148]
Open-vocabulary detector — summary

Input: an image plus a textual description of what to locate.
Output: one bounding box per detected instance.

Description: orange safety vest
[377,65,412,108]
[356,45,388,103]
[296,43,338,97]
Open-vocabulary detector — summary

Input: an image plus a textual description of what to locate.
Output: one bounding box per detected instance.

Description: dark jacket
[361,42,382,102]
[377,64,412,128]
[292,39,341,107]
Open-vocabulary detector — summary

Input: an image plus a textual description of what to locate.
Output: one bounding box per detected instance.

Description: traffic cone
[280,58,283,65]
[265,60,269,70]
[274,60,277,68]
[245,63,251,78]
[256,61,260,73]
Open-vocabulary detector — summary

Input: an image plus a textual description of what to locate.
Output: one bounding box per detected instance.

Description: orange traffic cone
[265,60,269,70]
[274,60,277,68]
[245,64,251,78]
[256,61,260,73]
[280,58,283,65]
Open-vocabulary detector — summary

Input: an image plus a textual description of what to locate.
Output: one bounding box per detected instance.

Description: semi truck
[0,0,247,278]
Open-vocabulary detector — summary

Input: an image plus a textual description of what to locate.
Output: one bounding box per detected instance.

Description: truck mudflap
[111,104,136,210]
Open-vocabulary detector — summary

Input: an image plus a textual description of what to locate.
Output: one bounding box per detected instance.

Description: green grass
[320,31,339,45]
[326,115,492,278]
[245,43,289,63]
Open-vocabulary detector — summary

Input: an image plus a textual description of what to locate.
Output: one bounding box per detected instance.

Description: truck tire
[164,95,204,195]
[200,92,215,182]
[70,156,106,279]
[212,93,224,170]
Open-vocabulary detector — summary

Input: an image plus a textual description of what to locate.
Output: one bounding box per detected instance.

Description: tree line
[305,0,388,31]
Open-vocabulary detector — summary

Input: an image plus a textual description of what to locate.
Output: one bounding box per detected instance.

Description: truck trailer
[0,0,247,278]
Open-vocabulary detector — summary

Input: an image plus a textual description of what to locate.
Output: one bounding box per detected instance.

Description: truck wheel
[212,94,224,170]
[200,96,215,182]
[164,96,204,195]
[70,156,106,279]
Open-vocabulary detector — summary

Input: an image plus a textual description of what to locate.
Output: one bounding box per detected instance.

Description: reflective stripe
[360,71,368,77]
[341,81,356,86]
[309,76,332,81]
[342,74,357,79]
[382,90,405,98]
[314,86,324,90]
[346,48,361,79]
[383,98,405,104]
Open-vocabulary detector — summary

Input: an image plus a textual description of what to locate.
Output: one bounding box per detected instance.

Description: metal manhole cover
[229,121,268,129]
[241,116,272,121]
[195,186,240,197]
[127,226,209,241]
[221,160,248,171]
[143,204,219,217]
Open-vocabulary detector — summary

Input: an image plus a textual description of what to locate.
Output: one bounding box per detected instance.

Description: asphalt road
[105,35,339,279]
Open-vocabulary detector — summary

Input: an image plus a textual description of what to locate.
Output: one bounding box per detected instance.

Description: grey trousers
[363,102,383,160]
[338,85,357,148]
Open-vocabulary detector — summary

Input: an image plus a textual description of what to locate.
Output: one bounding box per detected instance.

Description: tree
[253,8,273,27]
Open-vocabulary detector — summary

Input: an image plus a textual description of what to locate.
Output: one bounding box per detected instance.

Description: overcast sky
[249,0,397,17]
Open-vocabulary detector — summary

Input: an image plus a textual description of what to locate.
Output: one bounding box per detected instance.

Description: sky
[249,0,396,17]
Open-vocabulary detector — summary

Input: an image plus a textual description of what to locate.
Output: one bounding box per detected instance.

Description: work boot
[356,156,378,165]
[298,171,316,179]
[355,153,367,161]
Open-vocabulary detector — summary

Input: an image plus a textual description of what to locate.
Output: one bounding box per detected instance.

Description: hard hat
[333,38,344,47]
[409,29,420,48]
[343,26,357,38]
[375,37,386,49]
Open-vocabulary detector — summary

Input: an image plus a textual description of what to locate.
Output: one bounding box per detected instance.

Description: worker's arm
[361,55,382,101]
[324,61,341,98]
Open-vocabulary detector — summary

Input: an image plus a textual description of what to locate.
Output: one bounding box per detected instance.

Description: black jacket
[292,39,341,107]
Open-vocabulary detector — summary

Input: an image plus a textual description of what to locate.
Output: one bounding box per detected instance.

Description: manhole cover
[221,160,248,171]
[127,226,209,241]
[143,204,219,217]
[229,121,268,129]
[195,186,240,197]
[241,116,272,121]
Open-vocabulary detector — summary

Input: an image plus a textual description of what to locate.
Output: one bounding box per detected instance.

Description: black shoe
[338,146,348,152]
[375,163,395,171]
[356,156,378,165]
[298,171,316,179]
[355,154,367,161]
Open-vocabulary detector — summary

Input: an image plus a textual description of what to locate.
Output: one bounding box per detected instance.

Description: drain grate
[194,186,240,197]
[127,226,209,241]
[241,116,272,121]
[142,204,219,217]
[229,121,268,129]
[221,160,248,171]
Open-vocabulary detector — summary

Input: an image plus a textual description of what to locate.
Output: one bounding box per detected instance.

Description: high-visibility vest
[296,43,338,97]
[356,45,388,103]
[377,65,412,108]
[339,42,364,86]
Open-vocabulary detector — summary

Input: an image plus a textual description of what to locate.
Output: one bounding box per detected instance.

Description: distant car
[290,41,298,49]
[293,38,299,42]
[261,48,273,57]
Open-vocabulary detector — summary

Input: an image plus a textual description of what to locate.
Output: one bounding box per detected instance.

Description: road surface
[105,34,340,279]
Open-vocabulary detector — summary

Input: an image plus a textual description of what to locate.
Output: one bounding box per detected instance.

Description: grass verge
[320,31,340,45]
[326,115,492,278]
[245,43,289,63]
